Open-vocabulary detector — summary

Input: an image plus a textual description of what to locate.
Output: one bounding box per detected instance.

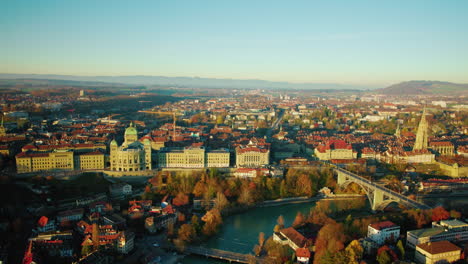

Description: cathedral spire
[395,122,401,138]
[413,107,429,151]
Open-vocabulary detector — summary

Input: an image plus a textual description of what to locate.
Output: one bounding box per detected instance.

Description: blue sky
[1,0,467,87]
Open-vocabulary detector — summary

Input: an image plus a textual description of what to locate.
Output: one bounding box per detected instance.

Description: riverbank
[417,191,468,198]
[258,194,365,208]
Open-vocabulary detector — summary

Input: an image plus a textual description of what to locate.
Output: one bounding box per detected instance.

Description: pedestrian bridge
[333,166,431,211]
[162,244,263,263]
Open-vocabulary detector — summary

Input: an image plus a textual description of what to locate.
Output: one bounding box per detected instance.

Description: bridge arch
[335,169,409,211]
[339,180,375,209]
[325,165,429,211]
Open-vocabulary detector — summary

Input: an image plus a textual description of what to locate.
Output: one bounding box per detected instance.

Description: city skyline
[2,0,468,86]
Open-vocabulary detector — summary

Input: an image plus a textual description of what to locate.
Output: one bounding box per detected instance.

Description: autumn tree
[202,208,223,236]
[376,250,391,264]
[396,240,405,259]
[192,181,207,197]
[190,214,201,234]
[214,191,229,212]
[431,206,450,222]
[172,192,189,207]
[314,221,346,264]
[238,184,254,206]
[277,215,285,229]
[450,209,462,219]
[178,223,196,243]
[292,212,305,228]
[345,240,363,264]
[258,232,265,248]
[167,222,175,237]
[296,174,313,197]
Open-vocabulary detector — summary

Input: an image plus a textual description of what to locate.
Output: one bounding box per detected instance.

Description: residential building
[273,227,311,250]
[206,149,230,167]
[158,147,205,168]
[415,241,461,264]
[16,150,74,173]
[235,144,269,167]
[145,214,177,233]
[296,247,311,264]
[367,221,400,245]
[74,150,105,170]
[407,219,468,248]
[116,231,135,254]
[158,147,230,168]
[16,147,106,173]
[56,208,84,224]
[314,140,357,161]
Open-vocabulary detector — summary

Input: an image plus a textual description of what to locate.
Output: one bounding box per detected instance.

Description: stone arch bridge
[334,167,430,211]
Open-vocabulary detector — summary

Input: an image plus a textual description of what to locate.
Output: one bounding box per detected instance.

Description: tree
[314,221,346,264]
[280,180,288,197]
[320,250,348,264]
[172,192,189,206]
[178,224,196,243]
[253,244,262,256]
[192,181,207,197]
[345,240,363,264]
[292,212,305,228]
[191,215,201,234]
[277,215,285,229]
[238,185,254,206]
[273,224,281,233]
[376,250,391,264]
[167,222,175,237]
[258,232,265,248]
[450,209,462,219]
[296,174,313,197]
[81,244,92,257]
[202,208,223,236]
[396,240,405,259]
[214,191,229,212]
[431,206,450,221]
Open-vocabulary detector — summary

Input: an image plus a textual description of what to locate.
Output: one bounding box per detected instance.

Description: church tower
[413,108,429,151]
[394,122,401,138]
[0,117,6,137]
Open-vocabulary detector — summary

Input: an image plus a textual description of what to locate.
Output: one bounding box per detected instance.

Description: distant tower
[394,123,401,138]
[80,90,85,97]
[413,108,429,151]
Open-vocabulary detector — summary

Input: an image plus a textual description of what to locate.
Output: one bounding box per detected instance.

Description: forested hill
[378,80,468,95]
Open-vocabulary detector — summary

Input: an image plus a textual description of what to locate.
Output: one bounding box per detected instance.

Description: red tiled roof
[417,240,461,255]
[280,227,308,248]
[296,247,311,258]
[369,221,398,231]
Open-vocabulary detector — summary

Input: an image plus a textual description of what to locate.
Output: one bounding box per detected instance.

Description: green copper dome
[125,122,138,136]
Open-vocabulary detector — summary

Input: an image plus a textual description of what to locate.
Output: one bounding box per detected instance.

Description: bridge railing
[333,166,430,209]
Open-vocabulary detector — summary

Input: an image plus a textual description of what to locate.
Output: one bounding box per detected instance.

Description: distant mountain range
[1,74,467,94]
[0,73,369,90]
[378,80,468,95]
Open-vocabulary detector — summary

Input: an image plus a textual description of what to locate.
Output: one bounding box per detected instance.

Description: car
[152,243,159,247]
